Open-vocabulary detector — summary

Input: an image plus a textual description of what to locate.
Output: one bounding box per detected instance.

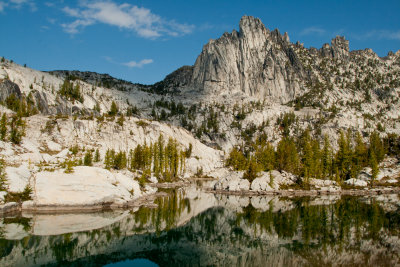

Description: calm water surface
[1,186,399,266]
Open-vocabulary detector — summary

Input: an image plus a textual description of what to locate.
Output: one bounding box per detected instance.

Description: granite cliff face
[187,16,306,102]
[158,16,399,106]
[156,16,356,103]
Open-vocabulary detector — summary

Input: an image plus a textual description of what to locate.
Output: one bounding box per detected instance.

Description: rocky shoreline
[0,190,170,216]
[2,179,399,217]
[207,187,400,197]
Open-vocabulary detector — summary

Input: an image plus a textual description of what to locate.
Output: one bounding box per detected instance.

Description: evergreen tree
[352,132,367,178]
[113,151,127,170]
[335,131,352,181]
[109,101,119,116]
[255,142,275,172]
[59,78,83,102]
[104,149,115,170]
[369,131,385,163]
[301,130,313,182]
[9,115,25,144]
[83,150,93,166]
[321,135,332,179]
[0,113,7,141]
[226,147,247,171]
[276,137,300,175]
[152,142,160,178]
[117,114,125,127]
[311,139,322,179]
[94,149,101,162]
[0,158,7,191]
[243,156,261,182]
[157,134,165,175]
[370,153,379,187]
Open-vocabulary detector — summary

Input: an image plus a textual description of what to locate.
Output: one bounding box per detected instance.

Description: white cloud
[299,26,326,36]
[104,56,153,68]
[61,1,194,39]
[0,2,6,12]
[123,59,153,68]
[356,30,400,41]
[9,0,36,11]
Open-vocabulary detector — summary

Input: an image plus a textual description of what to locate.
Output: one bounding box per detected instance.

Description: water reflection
[0,187,399,267]
[104,258,158,267]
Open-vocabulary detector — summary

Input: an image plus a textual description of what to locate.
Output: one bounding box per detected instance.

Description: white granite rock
[345,178,368,187]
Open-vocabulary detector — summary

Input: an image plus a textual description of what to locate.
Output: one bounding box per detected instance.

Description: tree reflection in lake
[0,189,399,267]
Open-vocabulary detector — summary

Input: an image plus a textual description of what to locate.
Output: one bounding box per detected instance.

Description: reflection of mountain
[0,190,400,267]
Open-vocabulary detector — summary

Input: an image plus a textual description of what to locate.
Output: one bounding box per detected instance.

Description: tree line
[101,135,189,182]
[226,128,392,186]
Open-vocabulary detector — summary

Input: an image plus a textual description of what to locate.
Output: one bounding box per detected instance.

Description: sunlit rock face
[188,16,305,103]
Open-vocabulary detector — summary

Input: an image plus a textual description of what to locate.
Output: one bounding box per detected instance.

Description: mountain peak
[239,15,268,36]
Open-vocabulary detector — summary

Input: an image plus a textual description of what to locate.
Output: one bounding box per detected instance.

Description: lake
[1,185,399,266]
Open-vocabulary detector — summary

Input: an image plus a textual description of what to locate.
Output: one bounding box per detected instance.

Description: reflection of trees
[1,195,400,266]
[236,196,400,249]
[132,189,192,233]
[50,233,79,262]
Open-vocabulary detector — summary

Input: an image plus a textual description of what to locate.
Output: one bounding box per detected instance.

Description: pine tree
[335,131,352,181]
[0,158,7,191]
[370,153,379,187]
[243,156,260,182]
[352,132,367,178]
[255,142,275,172]
[276,137,300,175]
[311,139,321,179]
[301,130,313,182]
[109,101,119,116]
[0,113,7,141]
[152,142,160,178]
[94,149,100,162]
[117,114,125,127]
[84,150,93,166]
[113,151,127,170]
[369,131,385,163]
[9,115,25,144]
[104,149,115,170]
[226,147,247,171]
[321,135,332,179]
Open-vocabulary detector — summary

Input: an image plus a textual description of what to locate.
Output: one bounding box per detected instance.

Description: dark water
[1,187,400,267]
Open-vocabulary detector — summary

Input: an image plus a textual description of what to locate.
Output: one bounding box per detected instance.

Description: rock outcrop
[0,79,21,102]
[186,16,306,102]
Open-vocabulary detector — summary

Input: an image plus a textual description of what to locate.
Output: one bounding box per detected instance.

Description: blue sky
[1,0,399,84]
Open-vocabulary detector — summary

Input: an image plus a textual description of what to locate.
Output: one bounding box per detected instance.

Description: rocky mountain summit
[156,16,400,105]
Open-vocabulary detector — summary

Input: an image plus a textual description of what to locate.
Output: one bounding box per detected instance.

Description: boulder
[251,172,273,191]
[34,166,142,207]
[213,171,250,191]
[345,178,368,187]
[0,79,21,102]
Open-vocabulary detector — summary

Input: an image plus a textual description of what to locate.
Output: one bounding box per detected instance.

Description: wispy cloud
[123,59,153,68]
[104,56,153,68]
[61,1,194,39]
[10,0,36,11]
[353,30,400,41]
[0,0,36,12]
[299,26,326,36]
[0,2,5,12]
